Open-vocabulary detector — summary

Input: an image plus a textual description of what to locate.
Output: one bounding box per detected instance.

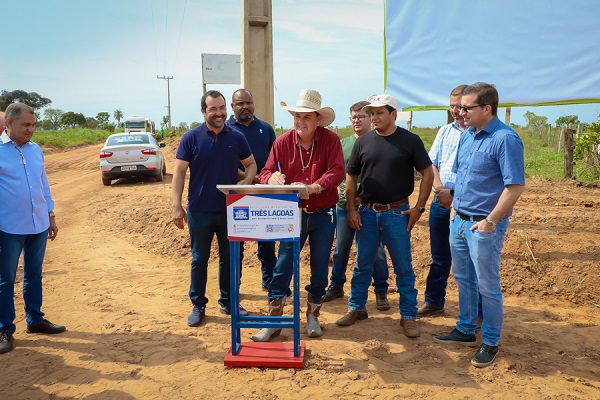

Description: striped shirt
[428,122,463,189]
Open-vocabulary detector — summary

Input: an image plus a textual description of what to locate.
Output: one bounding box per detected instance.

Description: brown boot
[306,295,323,338]
[251,298,284,342]
[400,318,420,338]
[417,303,444,317]
[335,310,368,327]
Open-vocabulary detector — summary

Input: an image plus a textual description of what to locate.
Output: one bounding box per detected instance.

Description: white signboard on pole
[201,53,241,84]
[226,194,301,241]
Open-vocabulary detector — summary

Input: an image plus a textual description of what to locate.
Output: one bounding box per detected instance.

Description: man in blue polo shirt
[434,83,525,368]
[226,89,277,290]
[172,90,257,327]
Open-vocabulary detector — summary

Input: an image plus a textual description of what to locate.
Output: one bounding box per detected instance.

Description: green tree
[161,115,170,129]
[44,108,63,129]
[190,121,201,129]
[113,109,123,127]
[0,89,51,110]
[555,115,580,128]
[60,112,86,128]
[96,112,110,126]
[523,111,548,133]
[85,117,99,129]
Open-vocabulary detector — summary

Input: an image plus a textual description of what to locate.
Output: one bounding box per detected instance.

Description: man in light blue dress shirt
[418,84,466,317]
[0,103,65,354]
[434,83,525,368]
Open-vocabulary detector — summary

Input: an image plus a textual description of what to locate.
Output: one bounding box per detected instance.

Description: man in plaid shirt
[418,85,467,317]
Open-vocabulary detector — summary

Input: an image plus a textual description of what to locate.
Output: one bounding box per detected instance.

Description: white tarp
[201,53,241,84]
[385,0,600,110]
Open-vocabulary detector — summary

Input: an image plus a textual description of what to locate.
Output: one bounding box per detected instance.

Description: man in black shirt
[336,94,433,338]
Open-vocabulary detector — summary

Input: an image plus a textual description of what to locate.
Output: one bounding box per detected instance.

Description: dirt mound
[91,135,600,307]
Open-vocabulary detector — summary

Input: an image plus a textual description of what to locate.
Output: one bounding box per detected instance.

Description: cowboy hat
[280,89,335,127]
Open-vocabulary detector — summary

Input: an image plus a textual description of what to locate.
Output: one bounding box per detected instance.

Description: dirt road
[0,141,598,399]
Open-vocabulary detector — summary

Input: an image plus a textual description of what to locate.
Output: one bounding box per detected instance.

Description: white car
[99,132,166,186]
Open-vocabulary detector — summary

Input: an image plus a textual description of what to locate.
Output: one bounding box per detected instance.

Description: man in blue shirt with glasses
[434,83,525,368]
[0,103,65,354]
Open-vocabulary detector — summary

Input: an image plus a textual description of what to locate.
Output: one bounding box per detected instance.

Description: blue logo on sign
[233,207,249,220]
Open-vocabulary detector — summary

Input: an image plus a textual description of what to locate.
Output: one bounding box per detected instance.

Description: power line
[157,75,174,128]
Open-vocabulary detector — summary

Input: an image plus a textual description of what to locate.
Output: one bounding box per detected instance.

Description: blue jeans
[349,205,417,319]
[188,211,238,307]
[268,207,335,302]
[0,230,47,333]
[424,196,452,308]
[331,207,389,293]
[240,241,276,287]
[450,216,509,346]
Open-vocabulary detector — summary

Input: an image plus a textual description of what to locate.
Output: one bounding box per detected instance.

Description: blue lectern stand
[217,185,308,368]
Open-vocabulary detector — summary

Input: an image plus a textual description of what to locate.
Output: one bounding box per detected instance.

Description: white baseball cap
[362,94,398,112]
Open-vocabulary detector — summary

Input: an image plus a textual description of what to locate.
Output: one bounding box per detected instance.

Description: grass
[34,129,114,148]
[331,124,588,183]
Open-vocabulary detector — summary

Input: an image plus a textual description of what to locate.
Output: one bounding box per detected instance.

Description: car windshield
[107,135,150,146]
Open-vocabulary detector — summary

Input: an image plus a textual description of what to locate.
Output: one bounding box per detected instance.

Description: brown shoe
[336,310,368,327]
[417,303,444,317]
[400,318,420,338]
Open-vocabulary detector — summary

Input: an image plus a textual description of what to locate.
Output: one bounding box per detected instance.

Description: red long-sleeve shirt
[259,127,345,211]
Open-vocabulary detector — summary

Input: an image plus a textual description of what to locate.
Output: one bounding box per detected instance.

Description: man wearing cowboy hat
[252,89,345,342]
[338,94,433,339]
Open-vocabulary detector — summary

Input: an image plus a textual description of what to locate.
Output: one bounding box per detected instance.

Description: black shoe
[26,319,66,334]
[0,332,14,354]
[434,328,477,347]
[187,305,205,327]
[322,285,344,302]
[375,292,390,311]
[471,344,499,368]
[219,304,249,316]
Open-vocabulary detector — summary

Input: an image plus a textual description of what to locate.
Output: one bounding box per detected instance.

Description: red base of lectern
[224,341,305,368]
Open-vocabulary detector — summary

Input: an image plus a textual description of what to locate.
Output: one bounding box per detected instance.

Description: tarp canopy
[384,0,600,111]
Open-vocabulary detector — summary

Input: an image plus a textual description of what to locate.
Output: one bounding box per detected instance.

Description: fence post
[563,128,575,179]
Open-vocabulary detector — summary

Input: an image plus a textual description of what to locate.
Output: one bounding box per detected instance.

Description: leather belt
[362,198,408,212]
[302,207,331,214]
[456,211,486,222]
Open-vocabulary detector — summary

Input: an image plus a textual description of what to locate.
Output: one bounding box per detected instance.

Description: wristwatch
[485,217,496,227]
[418,206,426,214]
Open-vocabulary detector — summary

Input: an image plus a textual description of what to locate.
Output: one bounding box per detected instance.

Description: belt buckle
[372,203,388,212]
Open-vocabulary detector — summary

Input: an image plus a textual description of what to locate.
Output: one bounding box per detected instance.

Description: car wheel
[162,161,166,175]
[155,165,164,182]
[102,177,111,186]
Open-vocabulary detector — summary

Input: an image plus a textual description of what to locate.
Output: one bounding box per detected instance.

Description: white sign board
[226,193,301,241]
[201,53,241,84]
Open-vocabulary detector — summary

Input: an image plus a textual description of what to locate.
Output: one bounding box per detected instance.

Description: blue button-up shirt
[428,121,463,188]
[0,131,54,234]
[452,116,525,216]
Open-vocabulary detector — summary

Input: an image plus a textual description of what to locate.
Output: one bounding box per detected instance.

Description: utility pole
[157,75,173,129]
[242,0,274,127]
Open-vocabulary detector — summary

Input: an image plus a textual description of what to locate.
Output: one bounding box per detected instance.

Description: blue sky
[4,0,599,129]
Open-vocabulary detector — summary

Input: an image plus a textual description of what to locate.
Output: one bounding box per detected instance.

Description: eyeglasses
[458,104,485,112]
[349,115,369,121]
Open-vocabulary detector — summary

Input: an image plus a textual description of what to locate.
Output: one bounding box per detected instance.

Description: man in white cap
[337,94,433,339]
[252,89,345,342]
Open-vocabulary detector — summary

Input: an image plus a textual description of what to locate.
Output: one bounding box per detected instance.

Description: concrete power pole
[241,0,274,127]
[157,75,174,129]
